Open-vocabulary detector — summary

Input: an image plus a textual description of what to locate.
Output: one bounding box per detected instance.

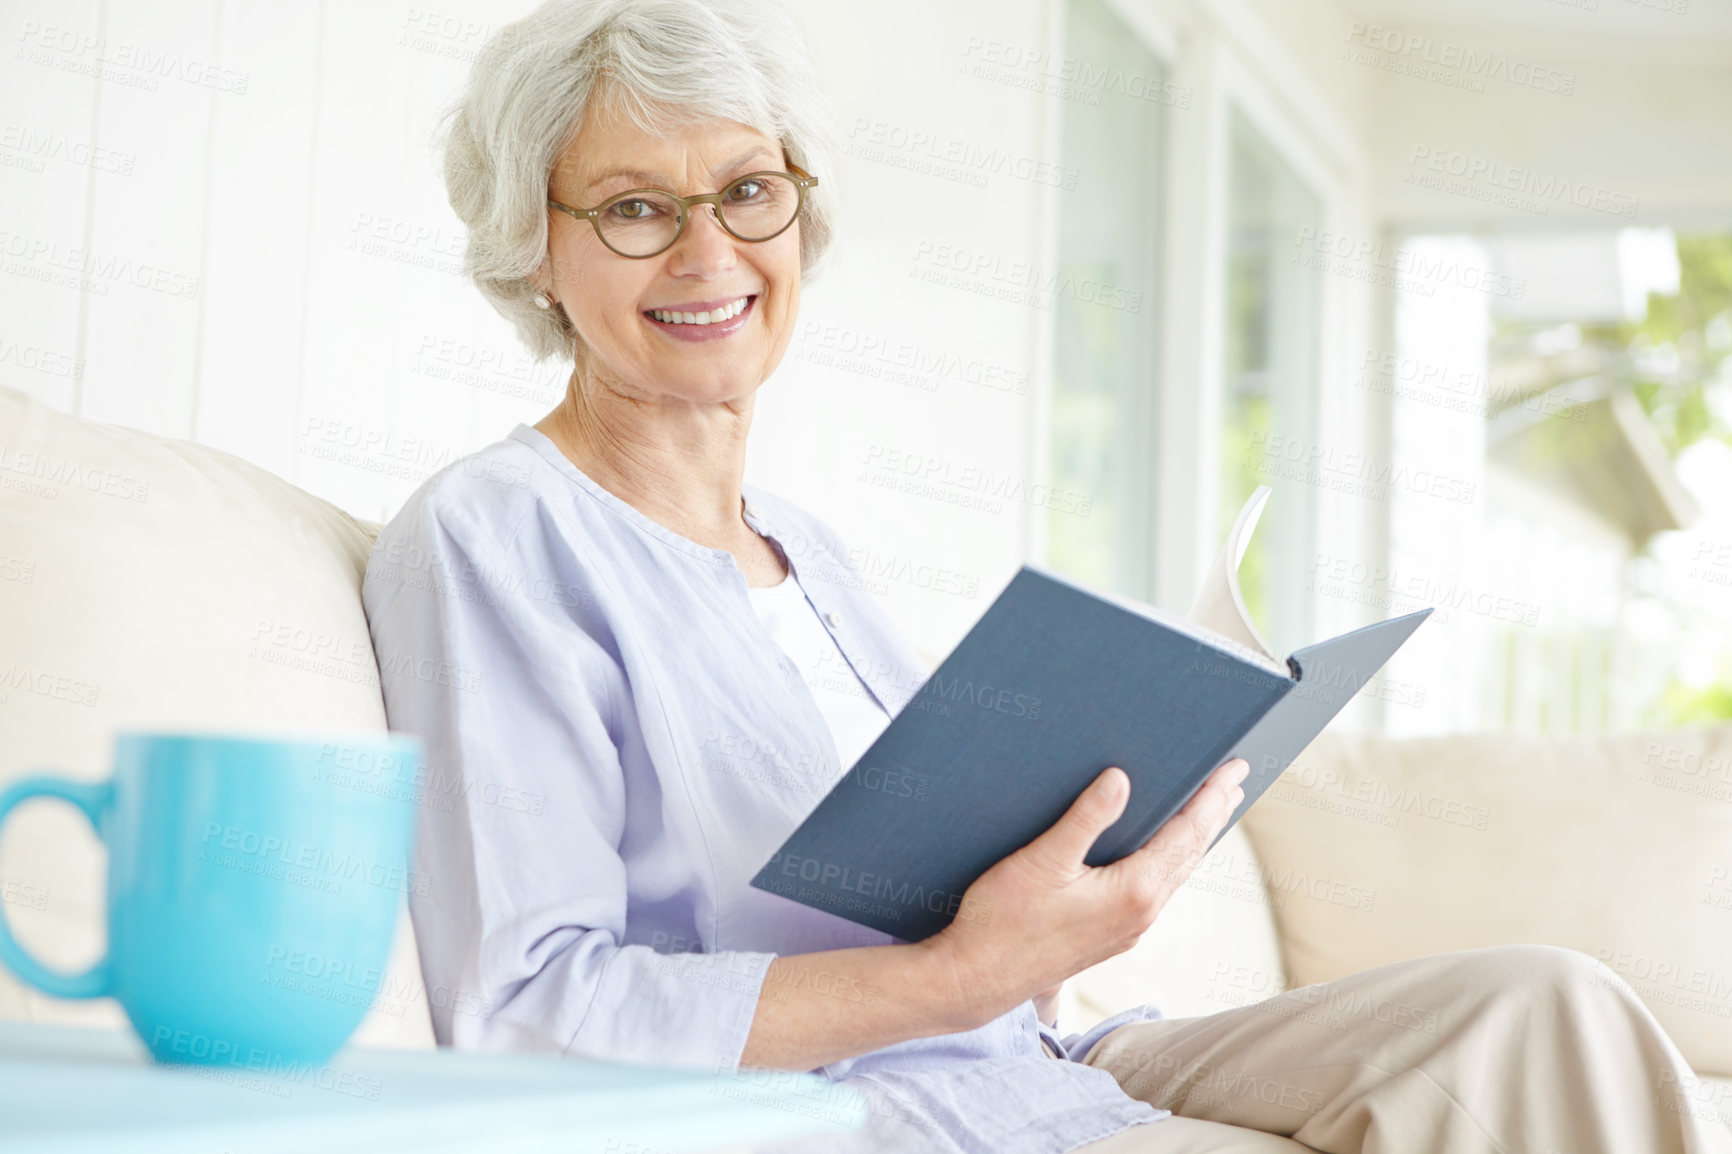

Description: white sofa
[4,384,1730,1133]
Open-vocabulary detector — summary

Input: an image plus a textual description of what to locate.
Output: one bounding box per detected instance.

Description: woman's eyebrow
[581,148,782,196]
[584,166,669,193]
[715,146,780,176]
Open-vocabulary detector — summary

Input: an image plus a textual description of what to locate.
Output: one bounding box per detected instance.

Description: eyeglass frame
[546,163,818,259]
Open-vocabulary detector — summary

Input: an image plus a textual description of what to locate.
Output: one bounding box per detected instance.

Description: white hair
[439,0,840,364]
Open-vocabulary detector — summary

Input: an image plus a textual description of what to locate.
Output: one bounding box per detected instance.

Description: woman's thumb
[1021,766,1130,873]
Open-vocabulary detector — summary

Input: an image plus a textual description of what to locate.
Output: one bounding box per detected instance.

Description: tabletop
[0,1021,864,1154]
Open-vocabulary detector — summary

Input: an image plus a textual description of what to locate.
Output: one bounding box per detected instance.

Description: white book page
[1184,485,1285,673]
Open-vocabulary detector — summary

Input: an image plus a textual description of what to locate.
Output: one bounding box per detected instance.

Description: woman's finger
[1116,759,1246,890]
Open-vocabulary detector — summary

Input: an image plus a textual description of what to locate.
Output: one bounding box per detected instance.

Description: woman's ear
[529,257,554,298]
[528,258,565,316]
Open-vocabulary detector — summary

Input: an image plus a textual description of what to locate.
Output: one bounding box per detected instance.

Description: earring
[533,292,552,310]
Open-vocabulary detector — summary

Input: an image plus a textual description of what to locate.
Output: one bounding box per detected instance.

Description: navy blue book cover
[749,565,1430,941]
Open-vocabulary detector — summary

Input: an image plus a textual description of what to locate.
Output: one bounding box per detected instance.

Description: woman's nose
[667,204,737,274]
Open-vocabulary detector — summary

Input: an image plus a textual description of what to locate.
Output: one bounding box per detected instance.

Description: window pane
[1045,0,1166,598]
[1222,111,1320,654]
[1387,228,1731,736]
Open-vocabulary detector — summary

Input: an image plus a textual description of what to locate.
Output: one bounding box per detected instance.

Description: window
[1045,0,1167,599]
[1387,228,1730,735]
[1220,110,1320,655]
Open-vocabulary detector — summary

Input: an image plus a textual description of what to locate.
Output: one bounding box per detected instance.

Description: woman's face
[541,102,803,406]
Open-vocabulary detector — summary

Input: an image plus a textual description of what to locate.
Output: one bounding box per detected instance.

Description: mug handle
[0,776,115,999]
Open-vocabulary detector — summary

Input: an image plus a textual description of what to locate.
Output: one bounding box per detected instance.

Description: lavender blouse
[360,424,1168,1153]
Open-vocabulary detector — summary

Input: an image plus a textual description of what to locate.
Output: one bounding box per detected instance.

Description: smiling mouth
[644,295,754,326]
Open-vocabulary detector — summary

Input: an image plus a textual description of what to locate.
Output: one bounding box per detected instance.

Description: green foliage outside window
[1595,236,1732,724]
[1602,235,1732,456]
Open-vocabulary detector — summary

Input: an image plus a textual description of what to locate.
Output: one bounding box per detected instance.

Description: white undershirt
[747,569,892,771]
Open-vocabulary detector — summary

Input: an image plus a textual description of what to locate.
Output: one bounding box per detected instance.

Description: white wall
[0,0,1074,663]
[748,0,1055,660]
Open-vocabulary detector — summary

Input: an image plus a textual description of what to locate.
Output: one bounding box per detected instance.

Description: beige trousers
[1067,946,1732,1154]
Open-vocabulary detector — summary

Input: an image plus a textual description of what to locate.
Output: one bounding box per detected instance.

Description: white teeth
[649,297,749,325]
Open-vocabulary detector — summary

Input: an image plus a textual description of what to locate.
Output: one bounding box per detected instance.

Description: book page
[1184,486,1286,674]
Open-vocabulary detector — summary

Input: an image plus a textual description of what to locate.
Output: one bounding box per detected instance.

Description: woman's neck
[534,370,758,552]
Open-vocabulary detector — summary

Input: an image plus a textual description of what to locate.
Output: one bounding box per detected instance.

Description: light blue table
[0,1021,864,1153]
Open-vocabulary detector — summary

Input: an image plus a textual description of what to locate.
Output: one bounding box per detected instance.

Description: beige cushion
[0,385,431,1049]
[1063,823,1287,1031]
[1241,726,1732,1075]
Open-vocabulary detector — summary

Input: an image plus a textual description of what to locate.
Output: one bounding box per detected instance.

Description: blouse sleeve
[360,486,775,1067]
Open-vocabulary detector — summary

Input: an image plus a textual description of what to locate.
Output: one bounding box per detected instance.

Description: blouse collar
[508,423,791,573]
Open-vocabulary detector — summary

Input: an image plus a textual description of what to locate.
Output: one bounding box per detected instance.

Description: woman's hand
[740,758,1246,1070]
[920,758,1249,1032]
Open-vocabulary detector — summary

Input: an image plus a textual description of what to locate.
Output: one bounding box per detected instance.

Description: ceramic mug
[0,731,421,1066]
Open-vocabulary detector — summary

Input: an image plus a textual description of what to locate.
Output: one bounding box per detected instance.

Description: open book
[750,489,1431,941]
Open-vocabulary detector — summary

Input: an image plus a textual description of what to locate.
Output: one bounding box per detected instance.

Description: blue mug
[0,731,421,1067]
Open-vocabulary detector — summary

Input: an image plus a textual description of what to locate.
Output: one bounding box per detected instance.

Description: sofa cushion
[0,385,431,1049]
[1062,823,1287,1031]
[1241,726,1732,1075]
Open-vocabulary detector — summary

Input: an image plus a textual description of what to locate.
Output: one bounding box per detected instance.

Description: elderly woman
[360,2,1727,1152]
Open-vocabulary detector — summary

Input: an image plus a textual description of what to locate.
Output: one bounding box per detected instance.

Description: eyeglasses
[547,164,818,259]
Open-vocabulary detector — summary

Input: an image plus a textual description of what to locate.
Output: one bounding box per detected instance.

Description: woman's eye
[726,179,764,202]
[610,198,657,220]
